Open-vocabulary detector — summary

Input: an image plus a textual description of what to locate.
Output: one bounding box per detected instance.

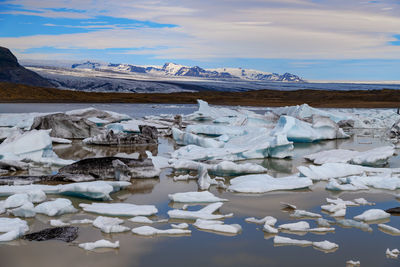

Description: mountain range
[71,61,303,82]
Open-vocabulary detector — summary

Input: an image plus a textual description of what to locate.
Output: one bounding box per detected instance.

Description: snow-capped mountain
[71,61,303,82]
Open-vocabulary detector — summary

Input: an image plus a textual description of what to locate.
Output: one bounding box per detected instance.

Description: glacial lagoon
[0,103,399,267]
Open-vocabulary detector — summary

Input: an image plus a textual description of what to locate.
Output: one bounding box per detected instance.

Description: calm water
[0,103,399,267]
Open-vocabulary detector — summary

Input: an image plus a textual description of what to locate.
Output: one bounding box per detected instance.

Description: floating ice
[107,119,167,133]
[327,198,357,206]
[291,209,322,218]
[355,208,391,222]
[93,216,130,233]
[197,165,218,190]
[173,174,197,181]
[186,100,243,122]
[273,104,350,123]
[386,248,399,259]
[312,240,339,251]
[193,219,242,235]
[51,137,72,144]
[4,193,30,209]
[354,198,375,206]
[66,107,130,123]
[378,224,400,235]
[59,181,131,201]
[245,216,277,226]
[50,219,70,227]
[346,260,360,266]
[69,219,93,224]
[263,224,279,234]
[317,218,333,227]
[168,202,232,220]
[129,216,155,224]
[273,236,312,246]
[304,146,395,167]
[79,239,120,251]
[0,218,29,241]
[34,198,77,216]
[336,219,372,232]
[173,128,224,148]
[171,223,189,229]
[270,115,348,143]
[228,174,312,193]
[168,191,227,203]
[278,221,310,232]
[9,202,36,218]
[185,124,247,137]
[80,203,158,217]
[131,226,191,236]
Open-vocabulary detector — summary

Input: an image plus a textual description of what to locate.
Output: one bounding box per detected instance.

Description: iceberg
[290,209,322,219]
[80,203,158,217]
[92,216,130,233]
[378,224,400,235]
[354,209,390,222]
[278,221,310,232]
[273,104,350,123]
[336,219,372,232]
[263,224,278,234]
[50,219,70,227]
[228,174,312,194]
[168,202,233,220]
[9,202,36,218]
[185,124,247,137]
[4,193,30,209]
[312,240,338,252]
[131,226,191,236]
[171,223,189,229]
[245,216,277,226]
[197,165,218,190]
[168,191,227,203]
[59,181,131,200]
[34,198,77,216]
[185,100,244,122]
[129,216,155,224]
[386,248,399,259]
[172,128,224,148]
[304,146,395,167]
[270,115,348,143]
[273,236,312,247]
[79,239,120,251]
[0,218,29,242]
[193,219,242,235]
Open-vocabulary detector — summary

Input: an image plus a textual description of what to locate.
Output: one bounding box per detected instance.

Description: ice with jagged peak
[228,174,312,193]
[274,104,350,123]
[172,127,293,161]
[93,216,130,233]
[186,100,244,121]
[197,165,218,190]
[80,203,158,217]
[34,198,77,216]
[245,216,277,226]
[173,128,224,148]
[0,129,74,166]
[59,181,131,200]
[168,202,232,220]
[278,221,310,232]
[10,202,36,218]
[171,159,267,176]
[290,209,322,218]
[132,226,191,236]
[79,239,120,251]
[0,218,29,241]
[168,191,227,203]
[270,115,348,143]
[304,146,395,167]
[193,219,242,235]
[354,209,390,222]
[336,219,372,232]
[50,219,70,227]
[378,224,400,235]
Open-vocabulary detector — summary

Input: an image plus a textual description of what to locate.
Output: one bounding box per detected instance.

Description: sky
[0,0,400,81]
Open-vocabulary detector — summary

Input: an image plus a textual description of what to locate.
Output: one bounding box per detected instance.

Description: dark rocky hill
[0,46,53,87]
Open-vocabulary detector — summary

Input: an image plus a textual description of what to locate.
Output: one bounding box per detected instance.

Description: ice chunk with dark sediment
[23,226,78,242]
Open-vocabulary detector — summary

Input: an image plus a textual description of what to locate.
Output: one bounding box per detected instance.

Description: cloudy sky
[0,0,399,81]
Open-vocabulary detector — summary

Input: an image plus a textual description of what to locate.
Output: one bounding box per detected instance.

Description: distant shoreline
[0,82,399,108]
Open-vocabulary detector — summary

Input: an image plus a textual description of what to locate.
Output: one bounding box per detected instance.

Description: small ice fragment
[263,224,278,234]
[92,216,130,233]
[346,260,360,266]
[291,209,322,218]
[386,248,399,259]
[278,221,310,232]
[4,193,29,209]
[281,202,297,210]
[79,239,120,251]
[337,219,372,232]
[69,219,93,224]
[168,202,233,220]
[354,198,375,206]
[0,218,29,241]
[129,216,154,224]
[79,203,158,217]
[245,216,277,226]
[171,223,189,229]
[131,226,191,236]
[317,218,332,227]
[50,219,70,227]
[378,224,400,235]
[273,236,312,246]
[354,209,390,222]
[312,240,339,251]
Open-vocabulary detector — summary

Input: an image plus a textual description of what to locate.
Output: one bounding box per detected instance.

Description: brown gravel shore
[0,82,399,108]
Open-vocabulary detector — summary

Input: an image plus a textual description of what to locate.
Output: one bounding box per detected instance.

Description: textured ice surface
[173,128,224,148]
[290,209,322,218]
[168,191,227,203]
[336,219,372,232]
[171,223,189,229]
[34,198,77,216]
[80,203,158,217]
[228,174,312,193]
[9,202,36,218]
[273,236,312,246]
[79,239,120,251]
[93,216,130,233]
[50,219,70,227]
[168,202,232,220]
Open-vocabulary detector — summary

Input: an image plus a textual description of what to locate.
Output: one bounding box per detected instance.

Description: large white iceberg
[80,203,158,217]
[228,174,313,193]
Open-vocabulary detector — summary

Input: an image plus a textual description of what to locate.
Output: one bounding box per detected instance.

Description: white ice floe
[93,216,130,233]
[131,226,191,236]
[129,216,155,224]
[312,240,338,251]
[346,260,360,266]
[245,216,277,226]
[9,202,36,218]
[354,198,375,206]
[69,219,93,224]
[50,219,70,227]
[326,198,357,206]
[304,146,395,167]
[59,181,131,201]
[168,191,227,203]
[228,174,312,194]
[80,203,158,217]
[321,203,346,215]
[51,137,72,144]
[328,174,400,191]
[185,124,247,137]
[193,219,242,235]
[34,198,77,216]
[173,128,224,148]
[168,202,232,220]
[291,209,322,218]
[79,239,120,251]
[278,221,310,232]
[386,248,399,259]
[171,223,189,229]
[0,218,29,242]
[336,219,372,232]
[186,100,244,122]
[273,236,312,246]
[4,193,30,209]
[263,224,279,234]
[171,159,267,176]
[354,209,391,222]
[197,165,218,190]
[317,218,333,227]
[270,115,348,143]
[378,224,400,235]
[0,129,74,166]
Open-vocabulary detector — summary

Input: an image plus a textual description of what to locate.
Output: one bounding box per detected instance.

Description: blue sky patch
[389,34,400,46]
